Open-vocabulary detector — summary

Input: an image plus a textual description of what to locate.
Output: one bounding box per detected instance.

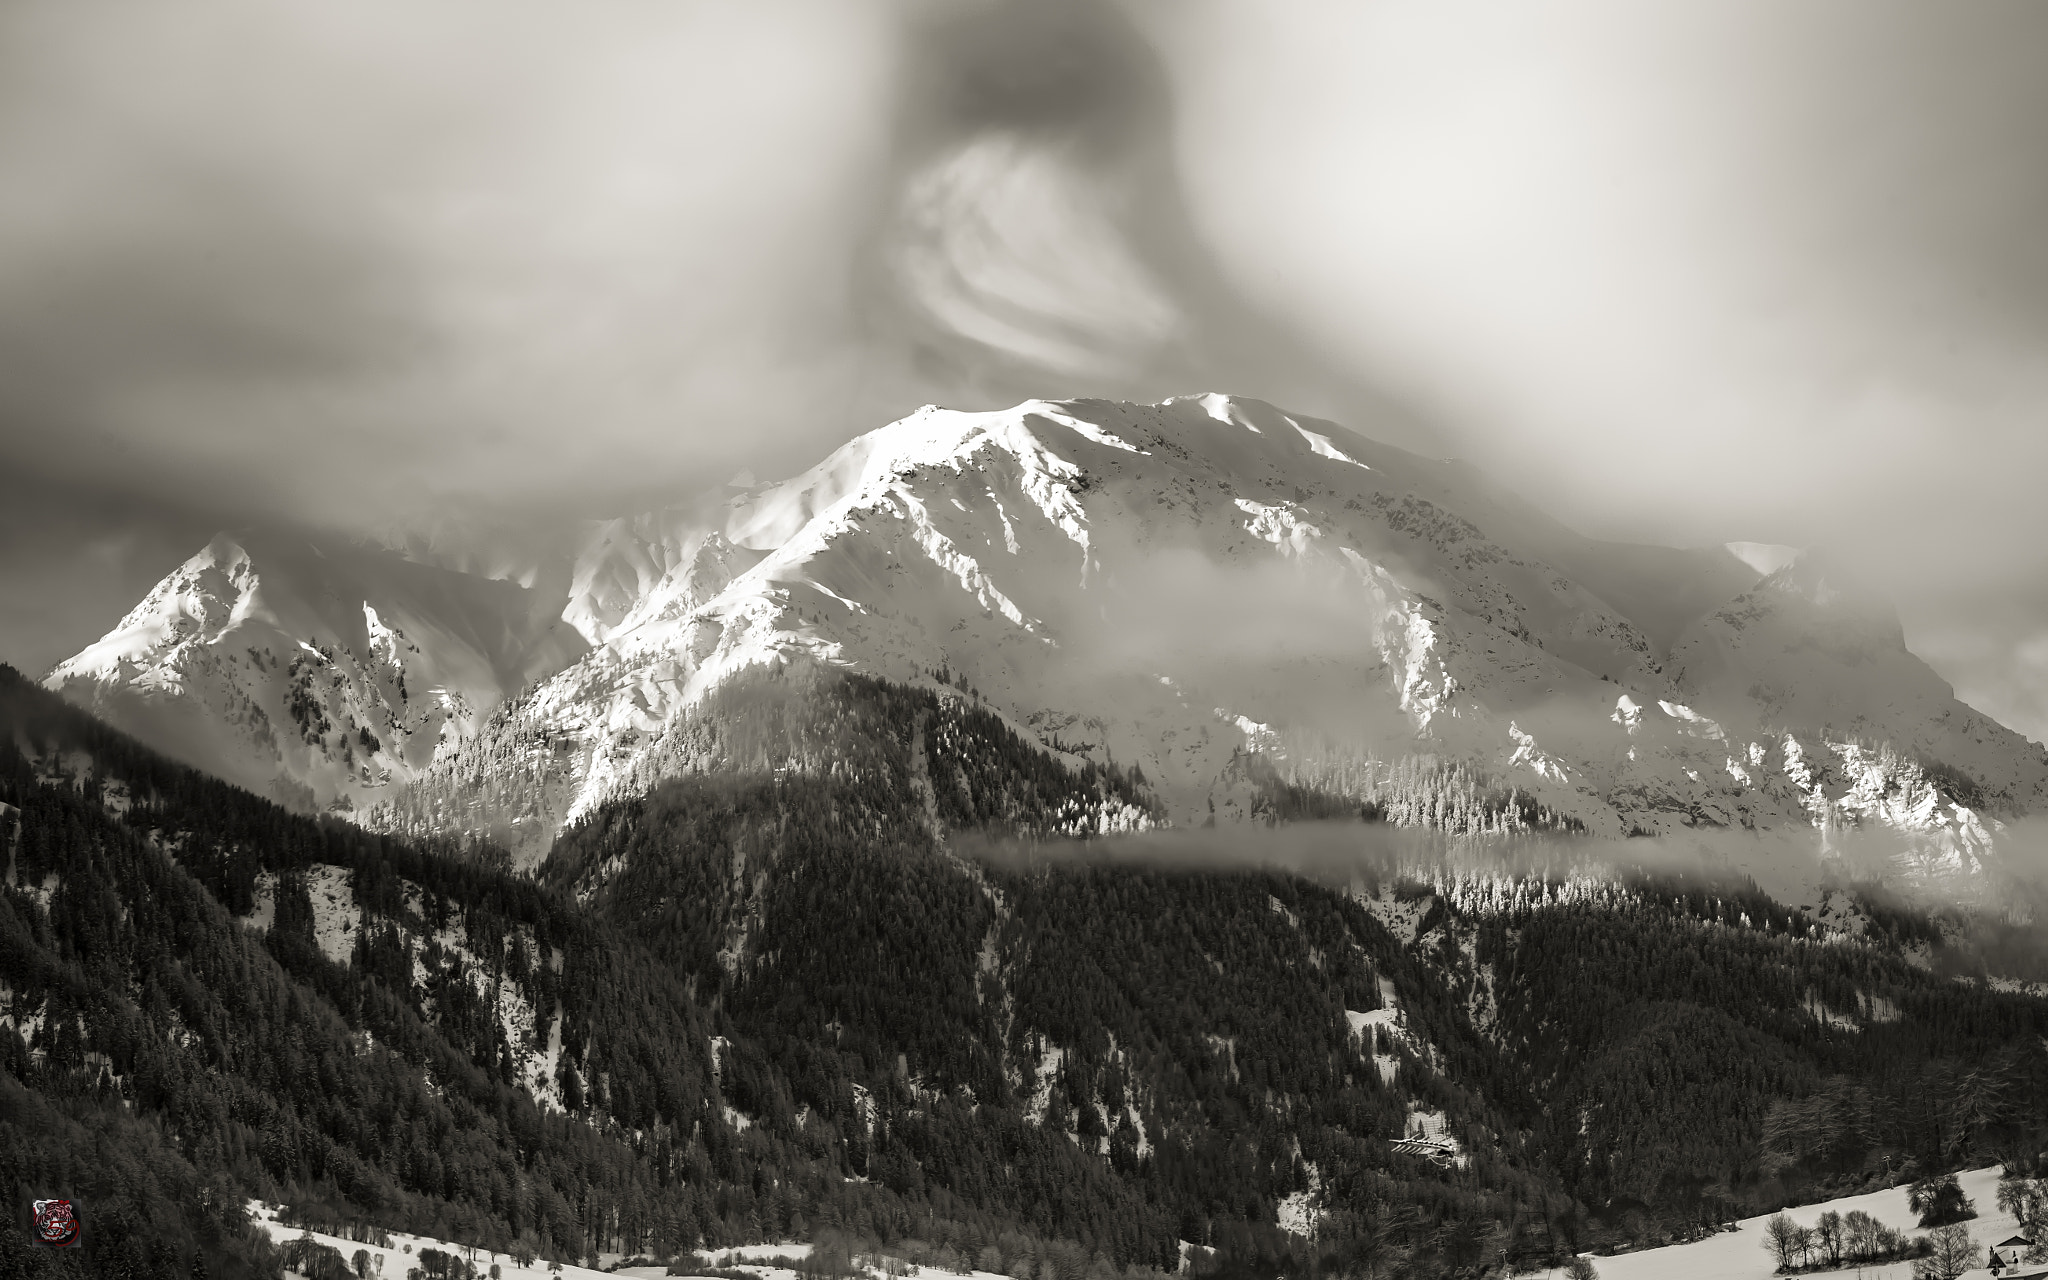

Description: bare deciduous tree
[1914,1224,1980,1280]
[1764,1214,1802,1273]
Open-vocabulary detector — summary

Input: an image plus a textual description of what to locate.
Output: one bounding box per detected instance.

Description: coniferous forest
[4,663,2047,1279]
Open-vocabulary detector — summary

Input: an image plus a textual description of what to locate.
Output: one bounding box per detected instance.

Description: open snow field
[255,1210,1014,1280]
[1579,1165,2017,1280]
[618,1243,1013,1280]
[252,1202,614,1280]
[256,1171,2023,1280]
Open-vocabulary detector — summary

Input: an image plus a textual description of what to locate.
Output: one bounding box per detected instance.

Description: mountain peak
[47,394,2048,874]
[45,530,586,810]
[1724,540,1802,577]
[1754,548,1898,624]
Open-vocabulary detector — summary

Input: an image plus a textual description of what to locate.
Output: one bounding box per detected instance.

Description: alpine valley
[8,395,2048,1279]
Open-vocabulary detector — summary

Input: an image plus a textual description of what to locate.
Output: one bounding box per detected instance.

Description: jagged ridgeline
[6,664,2048,1280]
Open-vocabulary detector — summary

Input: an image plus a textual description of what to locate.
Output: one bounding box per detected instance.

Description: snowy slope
[43,532,587,812]
[367,394,2048,875]
[1588,1164,2019,1280]
[1665,553,2048,850]
[560,494,751,646]
[382,394,1659,848]
[57,394,2048,878]
[249,1201,614,1280]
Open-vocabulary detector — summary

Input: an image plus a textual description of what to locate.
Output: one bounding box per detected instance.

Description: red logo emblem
[32,1198,81,1247]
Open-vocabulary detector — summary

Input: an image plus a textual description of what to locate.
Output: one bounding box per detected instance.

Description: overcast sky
[4,0,2047,743]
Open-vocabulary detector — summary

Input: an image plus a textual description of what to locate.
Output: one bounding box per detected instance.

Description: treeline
[1466,879,2048,1234]
[538,674,1607,1275]
[1285,752,1582,836]
[1761,1206,1924,1272]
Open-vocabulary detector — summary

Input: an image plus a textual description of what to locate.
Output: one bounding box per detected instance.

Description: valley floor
[250,1202,615,1280]
[1582,1165,2016,1280]
[252,1209,1020,1280]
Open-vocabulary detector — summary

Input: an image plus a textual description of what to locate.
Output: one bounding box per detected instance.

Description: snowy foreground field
[251,1207,1010,1280]
[250,1203,613,1280]
[256,1170,2020,1280]
[1586,1165,2017,1280]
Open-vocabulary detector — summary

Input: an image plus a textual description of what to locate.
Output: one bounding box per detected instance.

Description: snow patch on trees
[242,870,278,932]
[1354,885,1432,942]
[1275,1159,1322,1238]
[1024,1042,1066,1125]
[304,863,362,965]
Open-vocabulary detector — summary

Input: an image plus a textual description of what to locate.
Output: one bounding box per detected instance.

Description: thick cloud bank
[5,0,2048,747]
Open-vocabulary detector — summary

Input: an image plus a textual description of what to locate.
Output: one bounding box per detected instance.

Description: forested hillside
[6,663,2048,1279]
[542,671,2048,1258]
[0,668,1176,1276]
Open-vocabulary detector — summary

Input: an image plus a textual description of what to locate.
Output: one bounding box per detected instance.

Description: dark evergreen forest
[4,664,2045,1279]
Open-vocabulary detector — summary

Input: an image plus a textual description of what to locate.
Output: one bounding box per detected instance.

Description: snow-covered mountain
[47,394,2048,875]
[43,532,587,811]
[360,394,2047,871]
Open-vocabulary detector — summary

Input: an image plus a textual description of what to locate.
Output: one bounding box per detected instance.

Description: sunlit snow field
[252,1203,613,1280]
[254,1208,1018,1280]
[1584,1164,2017,1280]
[255,1168,2023,1280]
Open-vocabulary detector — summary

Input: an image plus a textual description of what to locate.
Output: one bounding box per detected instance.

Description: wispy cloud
[4,0,2047,752]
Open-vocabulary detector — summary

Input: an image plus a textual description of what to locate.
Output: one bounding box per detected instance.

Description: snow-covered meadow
[251,1202,612,1280]
[1580,1165,2020,1280]
[255,1207,1026,1280]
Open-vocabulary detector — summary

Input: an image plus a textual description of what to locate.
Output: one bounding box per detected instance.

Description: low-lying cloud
[965,811,2048,946]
